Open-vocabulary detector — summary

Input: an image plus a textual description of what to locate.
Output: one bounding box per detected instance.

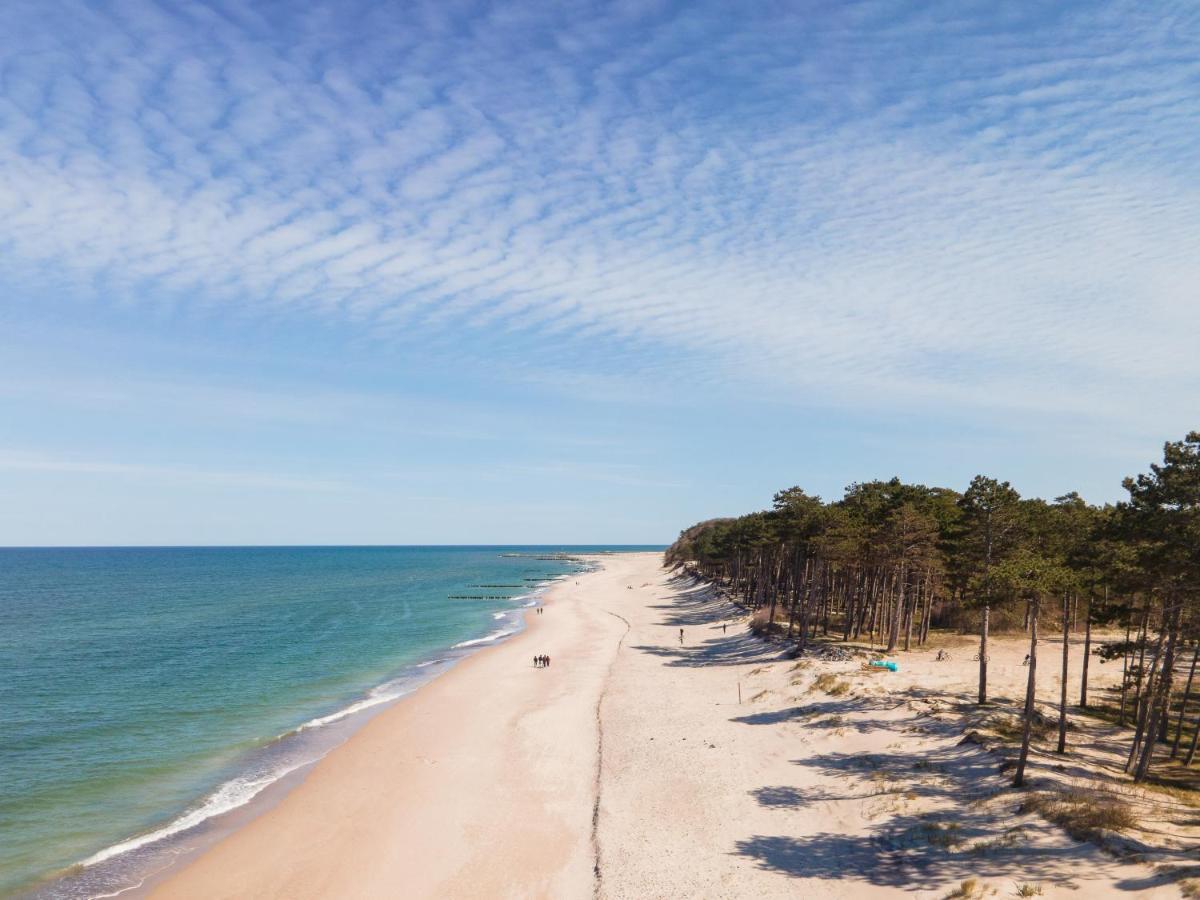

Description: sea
[0,545,659,898]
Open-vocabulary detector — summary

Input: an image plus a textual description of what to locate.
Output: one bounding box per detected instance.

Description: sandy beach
[149,552,1187,899]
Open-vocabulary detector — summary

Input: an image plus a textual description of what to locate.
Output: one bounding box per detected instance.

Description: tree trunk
[1127,617,1168,773]
[1119,615,1133,726]
[1013,596,1040,787]
[1171,643,1200,759]
[887,565,905,652]
[904,577,917,652]
[1080,593,1094,708]
[978,604,990,705]
[1057,592,1070,753]
[1135,604,1182,782]
[1186,703,1200,766]
[919,573,934,645]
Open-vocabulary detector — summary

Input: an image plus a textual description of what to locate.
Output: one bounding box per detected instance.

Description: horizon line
[0,543,670,550]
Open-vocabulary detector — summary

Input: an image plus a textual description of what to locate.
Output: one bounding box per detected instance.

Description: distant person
[546,655,551,667]
[534,655,539,667]
[679,628,684,645]
[722,623,727,634]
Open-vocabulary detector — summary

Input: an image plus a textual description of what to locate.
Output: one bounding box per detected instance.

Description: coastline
[24,557,585,900]
[142,554,634,899]
[85,551,1181,899]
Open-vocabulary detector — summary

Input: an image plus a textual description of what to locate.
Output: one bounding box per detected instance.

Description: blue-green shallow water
[0,546,660,898]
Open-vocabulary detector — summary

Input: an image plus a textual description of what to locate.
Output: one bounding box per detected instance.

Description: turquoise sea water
[0,546,658,898]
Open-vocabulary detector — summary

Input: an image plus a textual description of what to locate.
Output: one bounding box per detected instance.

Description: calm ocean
[0,546,658,898]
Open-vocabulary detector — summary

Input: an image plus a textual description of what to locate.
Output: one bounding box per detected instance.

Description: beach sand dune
[149,552,1185,899]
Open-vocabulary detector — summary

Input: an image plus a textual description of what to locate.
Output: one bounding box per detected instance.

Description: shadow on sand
[631,574,783,668]
[648,573,1191,893]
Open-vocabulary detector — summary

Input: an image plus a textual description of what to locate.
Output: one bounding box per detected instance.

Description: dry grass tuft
[984,711,1053,744]
[1014,883,1043,897]
[943,877,981,898]
[1020,787,1137,843]
[922,821,964,848]
[1142,772,1200,809]
[968,825,1026,855]
[812,672,851,696]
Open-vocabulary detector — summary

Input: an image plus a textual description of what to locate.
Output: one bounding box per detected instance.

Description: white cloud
[0,450,347,492]
[0,0,1198,440]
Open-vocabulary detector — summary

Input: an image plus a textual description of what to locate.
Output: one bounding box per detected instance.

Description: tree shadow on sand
[730,825,1173,891]
[648,576,741,627]
[633,574,786,667]
[736,741,1169,889]
[732,710,1190,892]
[631,632,784,668]
[730,696,913,728]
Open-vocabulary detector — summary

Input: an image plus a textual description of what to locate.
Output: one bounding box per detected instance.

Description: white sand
[149,552,1184,899]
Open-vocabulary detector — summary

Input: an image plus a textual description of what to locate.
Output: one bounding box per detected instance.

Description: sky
[1,0,1199,545]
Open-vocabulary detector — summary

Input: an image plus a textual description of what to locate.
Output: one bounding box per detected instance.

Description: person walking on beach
[679,628,684,645]
[722,623,727,634]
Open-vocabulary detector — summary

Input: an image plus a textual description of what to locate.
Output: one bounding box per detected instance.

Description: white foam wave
[492,611,507,620]
[80,761,308,869]
[294,685,412,732]
[453,627,516,649]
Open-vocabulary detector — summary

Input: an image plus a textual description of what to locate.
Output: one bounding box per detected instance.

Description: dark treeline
[666,431,1200,785]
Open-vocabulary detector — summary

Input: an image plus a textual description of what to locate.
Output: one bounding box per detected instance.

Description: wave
[294,684,414,733]
[64,570,569,894]
[452,627,517,649]
[73,668,436,882]
[79,761,308,869]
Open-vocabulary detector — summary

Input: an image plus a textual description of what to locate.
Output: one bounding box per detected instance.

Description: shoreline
[52,551,1184,899]
[143,553,635,899]
[27,566,581,900]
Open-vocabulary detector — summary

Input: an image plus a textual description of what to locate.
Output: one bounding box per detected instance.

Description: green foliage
[665,429,1200,783]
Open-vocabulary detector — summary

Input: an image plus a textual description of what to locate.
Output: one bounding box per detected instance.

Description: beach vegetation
[1019,787,1137,842]
[666,429,1200,786]
[943,877,982,898]
[811,672,850,696]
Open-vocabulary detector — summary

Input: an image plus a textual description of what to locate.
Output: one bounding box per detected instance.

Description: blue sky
[2,0,1198,545]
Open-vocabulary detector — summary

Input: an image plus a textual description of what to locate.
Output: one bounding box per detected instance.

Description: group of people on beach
[533,654,551,668]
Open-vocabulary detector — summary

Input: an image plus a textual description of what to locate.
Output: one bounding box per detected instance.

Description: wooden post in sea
[738,682,742,704]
